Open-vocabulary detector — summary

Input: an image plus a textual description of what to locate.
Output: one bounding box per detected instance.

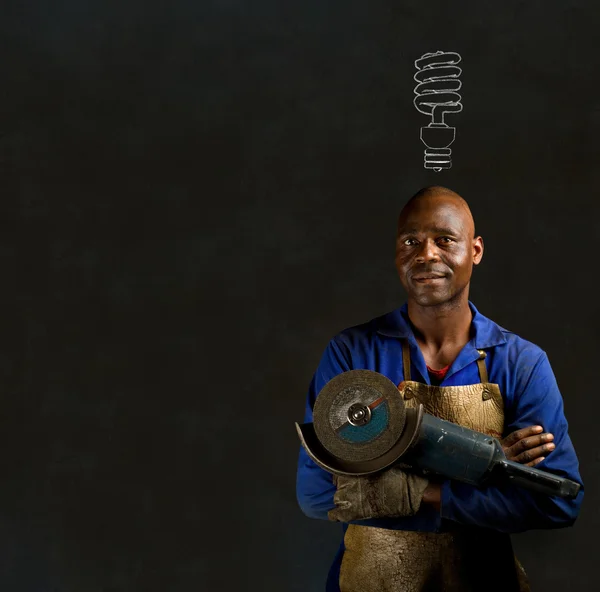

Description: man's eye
[403,238,417,246]
[438,237,454,244]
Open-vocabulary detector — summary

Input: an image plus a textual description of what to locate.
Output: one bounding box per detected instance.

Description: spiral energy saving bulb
[414,51,463,171]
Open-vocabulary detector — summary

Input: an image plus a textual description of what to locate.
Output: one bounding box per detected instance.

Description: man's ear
[473,236,484,265]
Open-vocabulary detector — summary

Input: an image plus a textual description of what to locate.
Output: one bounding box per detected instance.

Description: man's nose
[415,239,440,262]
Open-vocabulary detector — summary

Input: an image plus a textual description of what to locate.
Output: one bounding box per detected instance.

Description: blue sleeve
[440,351,584,533]
[295,339,349,521]
[296,338,442,532]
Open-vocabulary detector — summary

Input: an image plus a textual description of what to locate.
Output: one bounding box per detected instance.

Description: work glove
[328,467,429,522]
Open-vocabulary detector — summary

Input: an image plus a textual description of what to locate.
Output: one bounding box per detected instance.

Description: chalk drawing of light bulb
[414,51,463,171]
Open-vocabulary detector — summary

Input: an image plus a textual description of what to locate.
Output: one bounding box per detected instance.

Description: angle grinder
[295,370,580,499]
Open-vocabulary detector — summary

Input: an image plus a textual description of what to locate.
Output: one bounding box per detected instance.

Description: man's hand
[421,482,442,511]
[500,425,555,467]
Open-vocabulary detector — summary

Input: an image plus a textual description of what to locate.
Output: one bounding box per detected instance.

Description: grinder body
[405,412,495,485]
[404,413,579,498]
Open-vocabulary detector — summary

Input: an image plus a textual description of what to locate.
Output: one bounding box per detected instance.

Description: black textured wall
[0,1,597,590]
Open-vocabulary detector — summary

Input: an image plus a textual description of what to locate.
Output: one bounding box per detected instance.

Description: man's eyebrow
[398,226,459,235]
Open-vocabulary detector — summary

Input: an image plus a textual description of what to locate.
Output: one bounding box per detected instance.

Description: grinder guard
[296,404,424,476]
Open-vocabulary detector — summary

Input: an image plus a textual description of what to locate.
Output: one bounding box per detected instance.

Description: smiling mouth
[413,275,446,281]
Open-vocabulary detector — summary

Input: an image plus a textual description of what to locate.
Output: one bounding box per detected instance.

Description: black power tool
[295,370,580,499]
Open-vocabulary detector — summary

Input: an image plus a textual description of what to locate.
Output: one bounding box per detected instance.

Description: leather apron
[338,343,530,592]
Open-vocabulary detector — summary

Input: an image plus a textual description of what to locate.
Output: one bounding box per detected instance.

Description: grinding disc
[313,370,406,463]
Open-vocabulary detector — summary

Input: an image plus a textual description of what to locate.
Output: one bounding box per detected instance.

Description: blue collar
[375,301,507,350]
[375,301,506,383]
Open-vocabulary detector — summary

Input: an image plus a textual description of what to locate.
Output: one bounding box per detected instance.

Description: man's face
[394,196,483,307]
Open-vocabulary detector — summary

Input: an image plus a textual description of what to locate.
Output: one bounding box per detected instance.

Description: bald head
[394,186,483,307]
[399,186,475,239]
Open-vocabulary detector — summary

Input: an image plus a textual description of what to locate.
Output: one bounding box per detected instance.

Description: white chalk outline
[414,51,463,171]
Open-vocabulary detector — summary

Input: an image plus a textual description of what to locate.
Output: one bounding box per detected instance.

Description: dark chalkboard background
[0,1,597,590]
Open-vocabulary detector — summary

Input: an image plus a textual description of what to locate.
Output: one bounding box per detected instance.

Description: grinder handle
[496,459,581,499]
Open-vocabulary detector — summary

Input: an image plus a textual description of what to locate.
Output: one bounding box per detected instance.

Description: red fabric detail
[426,364,451,379]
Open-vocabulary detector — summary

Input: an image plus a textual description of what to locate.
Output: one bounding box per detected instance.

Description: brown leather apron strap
[401,339,411,381]
[476,350,489,383]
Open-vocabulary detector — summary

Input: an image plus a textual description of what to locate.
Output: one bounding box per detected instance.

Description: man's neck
[407,296,473,351]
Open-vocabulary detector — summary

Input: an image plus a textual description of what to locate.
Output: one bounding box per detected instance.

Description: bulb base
[424,148,452,172]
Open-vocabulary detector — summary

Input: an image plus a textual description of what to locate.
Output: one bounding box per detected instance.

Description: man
[296,186,583,592]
